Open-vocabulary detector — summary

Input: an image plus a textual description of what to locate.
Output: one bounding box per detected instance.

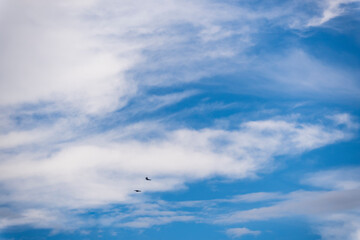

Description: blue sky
[0,0,360,239]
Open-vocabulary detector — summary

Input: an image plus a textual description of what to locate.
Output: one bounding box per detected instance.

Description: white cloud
[0,207,81,231]
[328,113,359,130]
[226,227,261,238]
[0,0,355,117]
[228,192,285,203]
[317,213,360,240]
[0,129,52,149]
[253,50,360,98]
[0,0,359,235]
[217,189,360,223]
[307,0,360,27]
[216,168,360,240]
[154,192,286,210]
[119,215,195,228]
[303,167,360,190]
[122,90,199,117]
[0,0,249,115]
[0,0,137,115]
[0,116,354,229]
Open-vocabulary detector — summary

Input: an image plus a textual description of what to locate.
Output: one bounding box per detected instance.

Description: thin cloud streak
[226,227,261,238]
[215,168,360,240]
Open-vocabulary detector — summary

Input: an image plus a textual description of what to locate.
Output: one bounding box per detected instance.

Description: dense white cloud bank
[0,0,245,114]
[0,0,358,115]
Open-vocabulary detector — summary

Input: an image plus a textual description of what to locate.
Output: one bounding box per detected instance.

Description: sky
[0,0,360,239]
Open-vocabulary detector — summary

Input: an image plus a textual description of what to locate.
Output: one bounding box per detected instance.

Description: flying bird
[145,177,151,181]
[134,190,141,192]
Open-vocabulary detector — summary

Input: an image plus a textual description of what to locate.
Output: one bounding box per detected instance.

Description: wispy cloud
[251,50,360,99]
[226,227,261,238]
[0,0,355,116]
[0,115,354,230]
[306,0,360,27]
[0,0,359,238]
[302,167,360,191]
[216,168,360,240]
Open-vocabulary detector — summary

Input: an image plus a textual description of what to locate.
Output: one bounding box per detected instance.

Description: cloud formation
[74,168,360,240]
[226,227,261,238]
[0,0,359,238]
[307,0,360,26]
[1,0,357,116]
[216,168,360,240]
[0,116,354,230]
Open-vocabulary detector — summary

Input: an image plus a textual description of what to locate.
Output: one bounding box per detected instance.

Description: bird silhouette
[145,177,151,181]
[134,190,141,192]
